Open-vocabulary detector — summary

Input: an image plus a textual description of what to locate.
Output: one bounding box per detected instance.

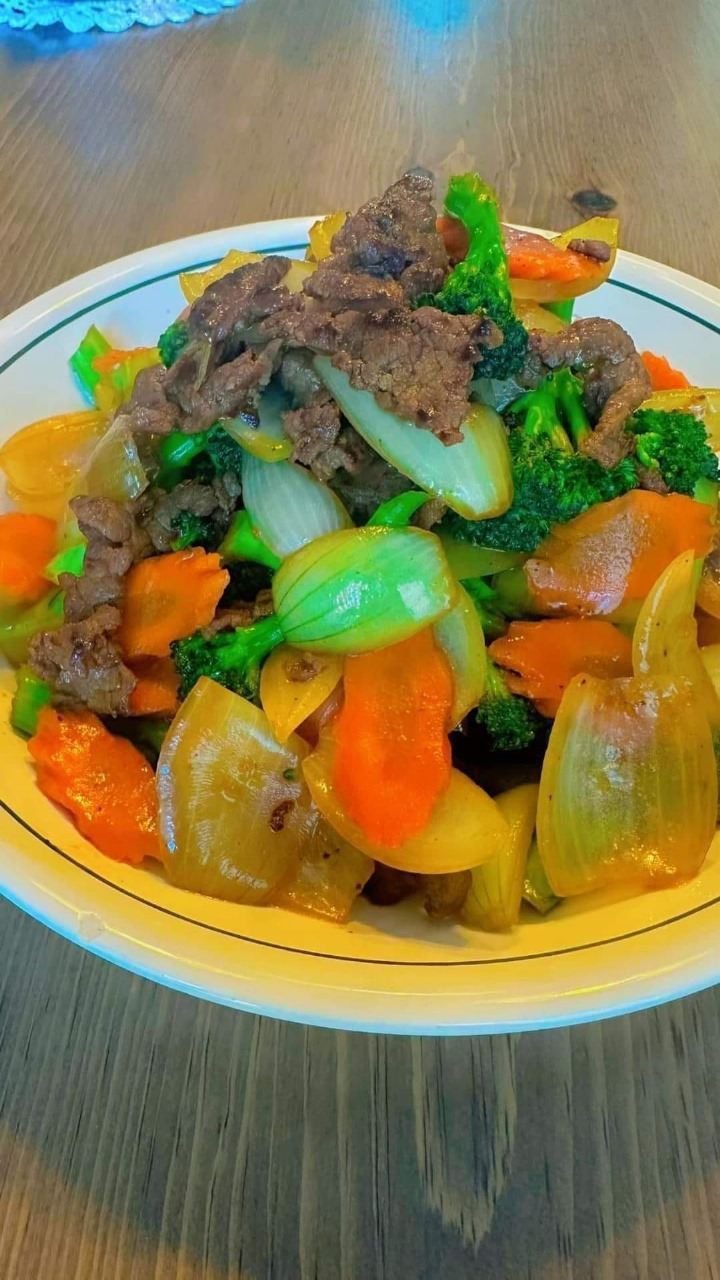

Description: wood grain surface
[2,1,720,1275]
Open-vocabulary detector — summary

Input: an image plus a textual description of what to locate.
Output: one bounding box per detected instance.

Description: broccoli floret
[171,614,284,701]
[460,578,510,640]
[420,173,528,379]
[193,426,246,485]
[628,408,719,497]
[170,510,220,552]
[156,423,246,490]
[158,319,190,368]
[442,370,637,553]
[476,658,542,751]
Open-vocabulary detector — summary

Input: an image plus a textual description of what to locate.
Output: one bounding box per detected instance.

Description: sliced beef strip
[265,303,497,444]
[303,265,405,314]
[186,256,292,348]
[418,871,472,920]
[329,172,449,301]
[164,342,281,434]
[202,591,274,638]
[363,864,418,906]
[522,318,651,468]
[134,474,241,554]
[566,238,612,263]
[125,365,181,437]
[29,496,149,717]
[278,350,379,483]
[328,446,411,524]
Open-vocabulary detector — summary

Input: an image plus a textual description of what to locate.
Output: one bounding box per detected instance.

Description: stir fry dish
[3,169,720,931]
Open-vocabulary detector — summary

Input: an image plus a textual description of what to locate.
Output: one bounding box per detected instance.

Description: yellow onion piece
[179,250,263,303]
[632,549,720,731]
[157,677,318,903]
[537,672,717,896]
[702,644,720,700]
[433,585,486,726]
[78,414,148,503]
[284,260,316,292]
[302,732,509,874]
[698,544,720,620]
[260,644,344,743]
[307,211,347,262]
[463,783,539,931]
[641,387,720,451]
[0,409,105,518]
[509,217,619,304]
[514,299,567,334]
[271,823,373,922]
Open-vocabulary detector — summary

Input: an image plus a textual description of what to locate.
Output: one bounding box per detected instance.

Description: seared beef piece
[164,343,280,434]
[329,172,449,301]
[636,465,669,495]
[278,350,370,482]
[202,591,274,638]
[266,304,496,445]
[419,872,472,920]
[364,864,418,906]
[566,238,612,263]
[135,474,241,554]
[29,496,148,716]
[412,496,447,529]
[328,447,411,524]
[126,366,181,436]
[304,266,404,314]
[522,318,651,468]
[186,256,292,347]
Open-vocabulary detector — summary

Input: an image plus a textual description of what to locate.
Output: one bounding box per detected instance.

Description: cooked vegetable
[242,453,353,558]
[29,708,162,864]
[80,414,148,503]
[303,732,510,873]
[169,510,218,552]
[90,346,160,415]
[221,384,293,462]
[172,614,284,701]
[315,359,513,520]
[332,630,453,847]
[11,666,51,736]
[641,351,690,391]
[426,173,528,379]
[0,589,64,666]
[537,673,717,895]
[308,211,347,262]
[158,318,189,368]
[0,513,56,606]
[271,825,373,923]
[628,408,719,497]
[0,409,105,519]
[439,537,526,580]
[506,216,619,303]
[460,577,514,640]
[517,490,715,619]
[155,423,245,491]
[523,838,561,915]
[273,526,457,653]
[46,541,86,582]
[463,783,539,930]
[218,510,282,571]
[157,677,318,902]
[260,644,344,743]
[433,586,487,724]
[128,656,181,718]
[640,387,720,451]
[513,299,567,335]
[367,491,428,527]
[476,657,542,751]
[489,619,633,716]
[118,548,229,660]
[442,370,637,554]
[69,325,111,400]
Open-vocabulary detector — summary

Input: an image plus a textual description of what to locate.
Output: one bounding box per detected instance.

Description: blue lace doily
[0,0,241,31]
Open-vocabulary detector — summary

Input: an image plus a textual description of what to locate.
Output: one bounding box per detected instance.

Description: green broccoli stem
[366,491,428,528]
[492,567,539,616]
[46,541,86,583]
[551,369,591,449]
[543,299,575,324]
[459,577,509,640]
[445,174,510,297]
[156,428,213,489]
[695,478,719,510]
[512,387,573,454]
[11,666,51,736]
[219,511,282,571]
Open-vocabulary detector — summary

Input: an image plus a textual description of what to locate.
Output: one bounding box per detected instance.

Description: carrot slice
[489,620,633,717]
[118,548,229,660]
[503,226,603,283]
[436,214,469,264]
[332,629,453,848]
[641,351,691,391]
[29,708,162,864]
[128,656,181,717]
[0,512,56,605]
[525,491,714,619]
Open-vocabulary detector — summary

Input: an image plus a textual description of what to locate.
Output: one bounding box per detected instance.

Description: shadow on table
[1,897,718,1278]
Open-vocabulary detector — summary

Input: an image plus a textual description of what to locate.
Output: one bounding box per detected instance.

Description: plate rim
[2,215,720,1033]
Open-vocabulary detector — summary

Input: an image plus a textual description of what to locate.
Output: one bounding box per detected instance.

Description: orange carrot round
[0,512,56,605]
[503,226,603,283]
[29,708,162,864]
[332,629,453,849]
[489,620,633,717]
[128,656,181,717]
[641,351,690,391]
[436,214,469,264]
[118,548,229,660]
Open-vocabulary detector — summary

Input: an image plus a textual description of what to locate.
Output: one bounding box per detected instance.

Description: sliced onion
[79,414,148,503]
[463,784,539,930]
[440,535,526,579]
[271,820,373,922]
[273,526,457,653]
[260,644,344,743]
[632,549,720,730]
[314,357,513,520]
[537,672,717,896]
[433,585,486,726]
[243,454,352,559]
[220,383,292,462]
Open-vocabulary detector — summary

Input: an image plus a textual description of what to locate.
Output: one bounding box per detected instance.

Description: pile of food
[2,169,720,930]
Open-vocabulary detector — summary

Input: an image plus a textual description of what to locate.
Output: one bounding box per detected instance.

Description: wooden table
[2,2,720,1275]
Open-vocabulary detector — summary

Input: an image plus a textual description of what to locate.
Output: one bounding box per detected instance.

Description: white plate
[1,218,720,1035]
